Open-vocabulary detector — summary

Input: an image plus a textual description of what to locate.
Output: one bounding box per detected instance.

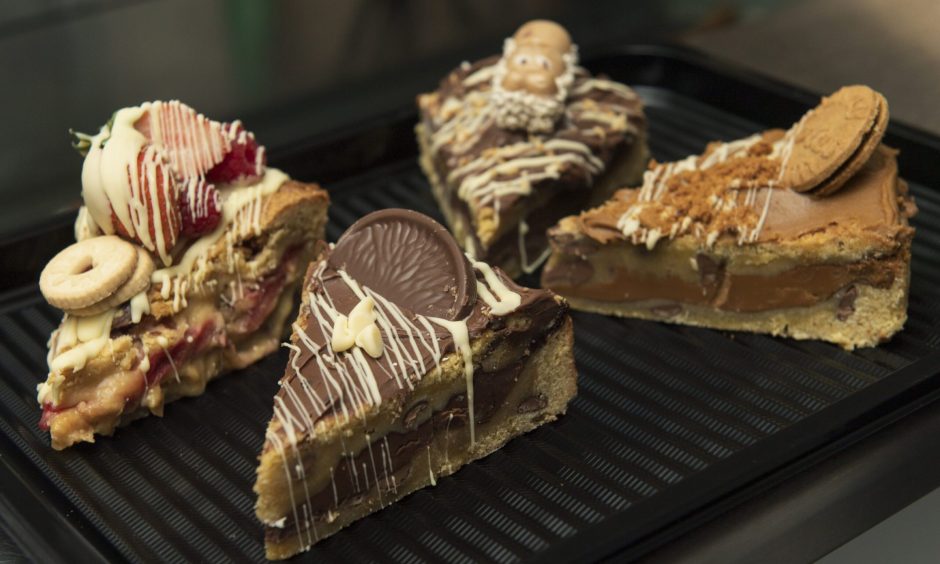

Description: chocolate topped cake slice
[416,20,648,278]
[543,86,916,349]
[254,209,577,559]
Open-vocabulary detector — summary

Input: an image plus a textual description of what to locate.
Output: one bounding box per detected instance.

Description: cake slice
[542,86,917,349]
[254,209,577,559]
[416,20,648,278]
[37,101,329,449]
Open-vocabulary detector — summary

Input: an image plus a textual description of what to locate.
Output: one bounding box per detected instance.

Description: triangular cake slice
[542,86,916,349]
[254,209,577,559]
[37,101,329,449]
[416,20,648,278]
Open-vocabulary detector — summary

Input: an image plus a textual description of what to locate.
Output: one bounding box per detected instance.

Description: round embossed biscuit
[780,85,880,193]
[811,92,889,197]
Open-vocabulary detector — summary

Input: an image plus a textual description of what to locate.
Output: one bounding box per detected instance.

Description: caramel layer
[544,251,904,313]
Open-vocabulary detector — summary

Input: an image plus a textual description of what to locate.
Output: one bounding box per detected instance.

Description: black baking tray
[1,45,940,563]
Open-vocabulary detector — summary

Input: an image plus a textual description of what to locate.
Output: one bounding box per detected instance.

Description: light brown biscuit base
[811,93,889,197]
[784,85,880,193]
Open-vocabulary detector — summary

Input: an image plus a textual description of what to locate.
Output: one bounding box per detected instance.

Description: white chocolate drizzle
[424,59,642,221]
[616,133,798,249]
[428,316,475,446]
[470,256,521,315]
[45,310,115,385]
[149,168,288,312]
[517,219,551,274]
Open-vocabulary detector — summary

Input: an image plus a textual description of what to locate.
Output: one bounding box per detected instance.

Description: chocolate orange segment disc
[781,85,880,193]
[329,209,476,320]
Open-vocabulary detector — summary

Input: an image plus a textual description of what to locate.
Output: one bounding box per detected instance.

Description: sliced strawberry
[179,178,222,237]
[135,100,230,181]
[110,147,181,264]
[206,120,266,184]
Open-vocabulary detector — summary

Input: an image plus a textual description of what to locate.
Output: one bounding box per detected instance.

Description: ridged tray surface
[1,84,939,563]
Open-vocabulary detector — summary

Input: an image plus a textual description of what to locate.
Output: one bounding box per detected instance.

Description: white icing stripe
[462,65,496,87]
[570,78,639,99]
[426,445,437,486]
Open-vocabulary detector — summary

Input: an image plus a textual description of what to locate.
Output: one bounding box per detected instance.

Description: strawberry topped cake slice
[38,101,329,449]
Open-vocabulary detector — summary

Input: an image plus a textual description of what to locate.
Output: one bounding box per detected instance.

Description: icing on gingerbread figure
[492,20,578,133]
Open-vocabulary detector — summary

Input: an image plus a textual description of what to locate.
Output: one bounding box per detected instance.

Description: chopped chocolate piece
[837,286,859,321]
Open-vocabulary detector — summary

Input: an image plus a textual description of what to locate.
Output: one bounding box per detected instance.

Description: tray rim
[2,42,939,563]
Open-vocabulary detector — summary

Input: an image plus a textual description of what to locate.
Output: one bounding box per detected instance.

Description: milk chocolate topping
[329,209,476,320]
[573,144,907,248]
[275,211,562,438]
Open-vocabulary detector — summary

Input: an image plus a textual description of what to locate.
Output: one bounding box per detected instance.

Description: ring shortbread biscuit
[39,236,138,310]
[69,247,155,317]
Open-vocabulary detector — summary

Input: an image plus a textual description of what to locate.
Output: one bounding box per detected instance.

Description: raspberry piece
[206,120,266,184]
[179,178,222,237]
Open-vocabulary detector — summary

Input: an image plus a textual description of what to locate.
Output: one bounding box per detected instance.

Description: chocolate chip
[837,285,858,321]
[402,401,429,431]
[517,394,547,413]
[695,253,724,290]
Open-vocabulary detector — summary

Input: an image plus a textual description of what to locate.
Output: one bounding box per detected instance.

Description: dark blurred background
[2,1,940,562]
[0,0,936,238]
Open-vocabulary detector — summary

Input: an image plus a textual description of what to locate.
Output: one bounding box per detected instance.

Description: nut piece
[330,297,384,358]
[39,236,138,310]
